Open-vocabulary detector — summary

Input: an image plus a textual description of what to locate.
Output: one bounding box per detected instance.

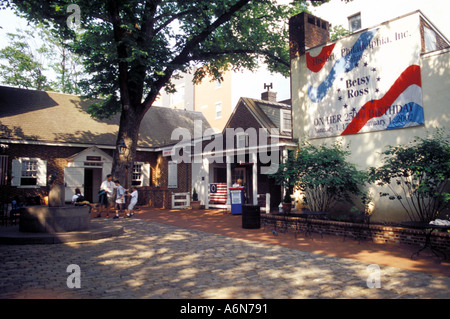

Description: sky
[0,0,449,101]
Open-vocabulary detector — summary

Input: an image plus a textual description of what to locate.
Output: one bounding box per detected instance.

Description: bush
[272,140,368,212]
[368,130,450,223]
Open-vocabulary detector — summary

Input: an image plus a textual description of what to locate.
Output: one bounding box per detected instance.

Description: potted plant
[282,192,292,214]
[191,188,201,210]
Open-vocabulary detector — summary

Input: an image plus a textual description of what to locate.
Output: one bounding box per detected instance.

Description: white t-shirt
[115,185,125,204]
[130,190,138,203]
[100,180,116,198]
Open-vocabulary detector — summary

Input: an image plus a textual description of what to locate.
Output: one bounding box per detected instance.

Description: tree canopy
[1,0,318,183]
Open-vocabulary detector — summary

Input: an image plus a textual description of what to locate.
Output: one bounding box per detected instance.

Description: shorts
[128,199,137,211]
[116,203,124,211]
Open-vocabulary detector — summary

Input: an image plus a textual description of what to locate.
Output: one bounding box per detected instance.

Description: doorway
[84,168,102,203]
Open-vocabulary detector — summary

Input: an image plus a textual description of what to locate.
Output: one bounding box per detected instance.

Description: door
[64,167,84,202]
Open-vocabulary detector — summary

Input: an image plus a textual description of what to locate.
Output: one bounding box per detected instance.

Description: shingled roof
[0,86,211,149]
[226,97,292,138]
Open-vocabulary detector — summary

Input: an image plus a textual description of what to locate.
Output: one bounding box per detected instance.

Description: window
[281,109,292,132]
[215,102,222,119]
[21,160,38,186]
[424,26,437,52]
[132,162,151,187]
[132,163,143,186]
[168,161,177,188]
[236,133,249,148]
[348,13,361,33]
[12,158,47,187]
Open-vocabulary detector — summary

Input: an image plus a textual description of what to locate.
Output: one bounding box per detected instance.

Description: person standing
[97,174,116,218]
[126,186,138,218]
[113,180,125,219]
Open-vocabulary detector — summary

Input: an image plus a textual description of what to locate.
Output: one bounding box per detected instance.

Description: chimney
[261,91,277,102]
[289,12,330,59]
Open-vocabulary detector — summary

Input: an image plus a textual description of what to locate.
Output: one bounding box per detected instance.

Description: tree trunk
[111,105,143,190]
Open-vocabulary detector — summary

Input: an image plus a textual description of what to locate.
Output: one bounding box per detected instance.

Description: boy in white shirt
[113,180,125,219]
[126,187,138,218]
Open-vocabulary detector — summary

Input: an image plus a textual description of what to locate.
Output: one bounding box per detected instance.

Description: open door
[64,167,84,202]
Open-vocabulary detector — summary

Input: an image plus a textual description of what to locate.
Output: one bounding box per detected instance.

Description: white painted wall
[311,0,450,39]
[291,16,450,222]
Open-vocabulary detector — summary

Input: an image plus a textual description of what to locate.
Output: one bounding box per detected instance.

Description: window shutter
[11,159,22,187]
[36,159,47,187]
[168,161,177,188]
[142,164,151,186]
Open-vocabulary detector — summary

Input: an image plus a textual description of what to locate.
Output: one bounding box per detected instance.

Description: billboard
[306,14,424,138]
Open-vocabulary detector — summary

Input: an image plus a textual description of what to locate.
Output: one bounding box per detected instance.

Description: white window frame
[12,157,47,188]
[348,12,361,33]
[132,162,151,187]
[280,109,292,132]
[215,101,223,119]
[236,132,249,149]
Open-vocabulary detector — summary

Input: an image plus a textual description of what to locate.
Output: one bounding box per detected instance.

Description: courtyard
[0,209,449,299]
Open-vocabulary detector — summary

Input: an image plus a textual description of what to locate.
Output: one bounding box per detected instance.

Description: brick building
[0,86,210,206]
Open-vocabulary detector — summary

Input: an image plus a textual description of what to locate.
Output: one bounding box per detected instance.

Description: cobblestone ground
[0,219,449,299]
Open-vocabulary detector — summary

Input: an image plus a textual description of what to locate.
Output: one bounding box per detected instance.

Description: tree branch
[142,0,253,110]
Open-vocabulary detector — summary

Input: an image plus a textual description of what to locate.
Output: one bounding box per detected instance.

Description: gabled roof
[224,97,292,137]
[0,86,211,149]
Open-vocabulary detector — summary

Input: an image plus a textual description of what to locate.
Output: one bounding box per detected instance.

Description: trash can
[242,205,261,229]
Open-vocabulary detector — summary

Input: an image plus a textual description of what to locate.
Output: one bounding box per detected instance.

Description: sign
[306,13,424,138]
[230,190,242,204]
[163,148,175,157]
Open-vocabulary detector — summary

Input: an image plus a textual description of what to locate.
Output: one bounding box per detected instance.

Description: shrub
[272,140,368,212]
[368,130,450,223]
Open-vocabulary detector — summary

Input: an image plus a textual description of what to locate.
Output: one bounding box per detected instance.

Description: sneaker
[113,215,119,219]
[130,213,134,217]
[126,214,130,218]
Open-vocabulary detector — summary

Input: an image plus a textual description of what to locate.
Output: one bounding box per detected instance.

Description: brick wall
[289,12,330,58]
[261,215,450,250]
[0,142,158,203]
[147,152,191,208]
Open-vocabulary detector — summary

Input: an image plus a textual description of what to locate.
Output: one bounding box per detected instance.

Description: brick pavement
[0,218,449,299]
